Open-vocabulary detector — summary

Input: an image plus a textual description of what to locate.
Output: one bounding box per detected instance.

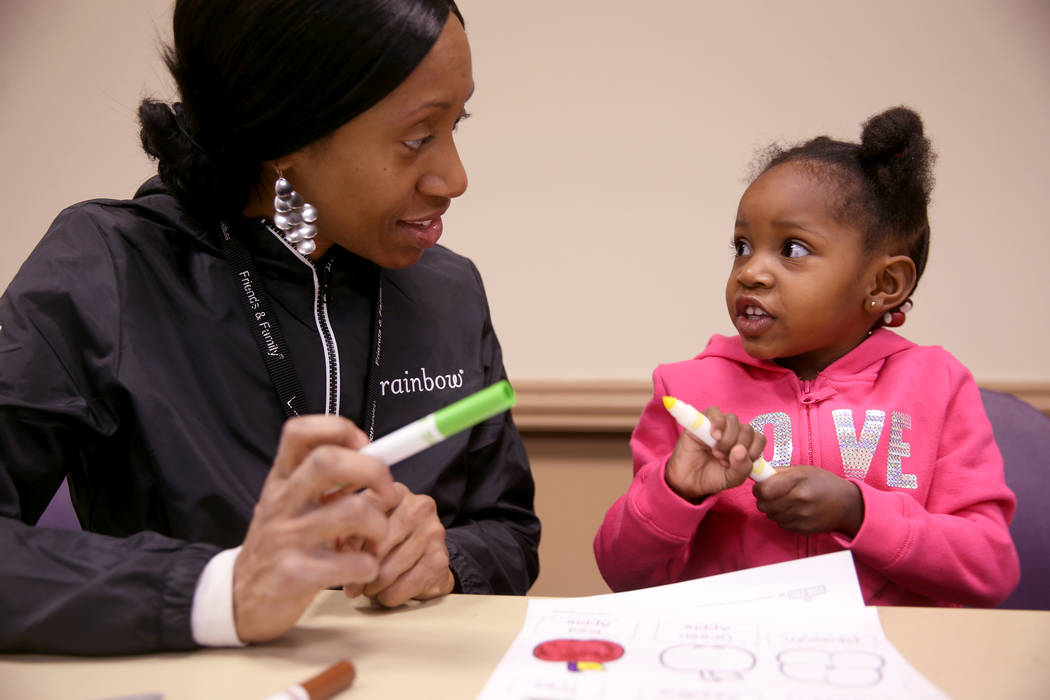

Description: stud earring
[272,170,319,255]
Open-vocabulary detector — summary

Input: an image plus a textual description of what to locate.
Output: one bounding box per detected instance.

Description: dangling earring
[882,299,913,327]
[272,170,319,255]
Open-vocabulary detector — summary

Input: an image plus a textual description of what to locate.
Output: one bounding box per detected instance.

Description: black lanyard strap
[220,222,307,418]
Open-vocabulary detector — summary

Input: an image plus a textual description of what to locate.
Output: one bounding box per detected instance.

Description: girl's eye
[783,240,809,258]
[732,239,751,257]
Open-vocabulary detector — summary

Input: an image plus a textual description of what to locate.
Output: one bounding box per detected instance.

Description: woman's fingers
[271,415,369,478]
[234,415,398,642]
[361,489,453,606]
[297,489,392,548]
[272,444,394,517]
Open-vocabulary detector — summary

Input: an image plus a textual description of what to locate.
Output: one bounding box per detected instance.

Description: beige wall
[3,0,1049,387]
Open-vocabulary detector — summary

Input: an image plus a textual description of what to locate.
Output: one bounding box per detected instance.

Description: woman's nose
[418,139,468,199]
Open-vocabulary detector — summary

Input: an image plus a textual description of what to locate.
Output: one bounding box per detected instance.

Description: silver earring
[272,171,319,255]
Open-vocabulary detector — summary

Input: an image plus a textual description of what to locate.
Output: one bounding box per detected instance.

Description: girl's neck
[773,331,876,381]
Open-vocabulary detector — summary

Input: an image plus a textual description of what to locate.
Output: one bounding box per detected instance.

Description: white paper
[478,553,947,700]
[581,550,866,612]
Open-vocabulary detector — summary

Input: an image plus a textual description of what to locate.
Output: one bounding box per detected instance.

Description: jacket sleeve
[835,361,1020,607]
[0,209,219,654]
[443,263,540,595]
[593,368,716,592]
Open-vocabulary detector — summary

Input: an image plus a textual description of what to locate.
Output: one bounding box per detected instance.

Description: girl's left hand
[751,466,864,537]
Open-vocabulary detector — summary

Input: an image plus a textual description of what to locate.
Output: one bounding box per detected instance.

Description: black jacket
[0,179,540,655]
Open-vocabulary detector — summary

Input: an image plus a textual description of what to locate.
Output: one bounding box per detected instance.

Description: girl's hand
[664,406,766,502]
[752,466,864,536]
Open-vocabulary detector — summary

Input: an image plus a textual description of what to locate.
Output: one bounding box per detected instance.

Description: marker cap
[302,659,356,700]
[433,380,516,437]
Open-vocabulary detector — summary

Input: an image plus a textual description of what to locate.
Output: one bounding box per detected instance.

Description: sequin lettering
[750,412,793,468]
[887,411,917,489]
[833,409,886,479]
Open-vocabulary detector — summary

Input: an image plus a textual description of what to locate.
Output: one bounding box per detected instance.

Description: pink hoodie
[594,330,1018,607]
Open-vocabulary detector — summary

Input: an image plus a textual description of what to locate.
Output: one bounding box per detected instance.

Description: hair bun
[139,99,244,224]
[859,106,925,162]
[857,105,934,207]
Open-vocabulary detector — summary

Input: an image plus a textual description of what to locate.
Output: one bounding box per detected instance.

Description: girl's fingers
[718,413,739,454]
[704,405,726,440]
[748,430,767,462]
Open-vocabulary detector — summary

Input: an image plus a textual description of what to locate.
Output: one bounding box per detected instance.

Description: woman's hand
[664,406,766,502]
[342,482,455,607]
[752,465,864,536]
[233,416,399,643]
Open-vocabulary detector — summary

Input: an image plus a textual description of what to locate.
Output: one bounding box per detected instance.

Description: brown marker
[264,659,356,700]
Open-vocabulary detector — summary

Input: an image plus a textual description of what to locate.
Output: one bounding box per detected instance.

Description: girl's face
[726,162,883,380]
[276,17,473,268]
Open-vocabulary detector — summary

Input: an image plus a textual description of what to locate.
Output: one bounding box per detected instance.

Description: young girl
[594,106,1019,607]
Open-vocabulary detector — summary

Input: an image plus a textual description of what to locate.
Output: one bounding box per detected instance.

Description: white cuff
[190,546,246,647]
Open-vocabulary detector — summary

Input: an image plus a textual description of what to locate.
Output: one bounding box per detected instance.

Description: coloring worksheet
[477,553,947,700]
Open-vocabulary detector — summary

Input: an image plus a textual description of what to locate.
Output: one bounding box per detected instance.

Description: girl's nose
[736,255,774,288]
[418,140,468,199]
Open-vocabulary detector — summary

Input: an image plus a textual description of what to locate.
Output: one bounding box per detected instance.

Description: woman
[0,0,539,655]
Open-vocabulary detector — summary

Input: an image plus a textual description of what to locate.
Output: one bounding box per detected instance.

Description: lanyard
[220,222,307,418]
[219,221,385,437]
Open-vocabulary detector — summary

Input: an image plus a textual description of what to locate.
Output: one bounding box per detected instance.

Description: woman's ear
[868,255,917,313]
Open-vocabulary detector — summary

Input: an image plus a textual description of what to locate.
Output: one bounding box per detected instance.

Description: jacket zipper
[315,258,340,416]
[267,224,341,416]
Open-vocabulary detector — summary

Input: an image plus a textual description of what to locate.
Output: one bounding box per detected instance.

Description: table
[2,593,1048,699]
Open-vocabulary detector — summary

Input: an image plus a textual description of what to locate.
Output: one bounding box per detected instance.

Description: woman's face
[279,18,473,268]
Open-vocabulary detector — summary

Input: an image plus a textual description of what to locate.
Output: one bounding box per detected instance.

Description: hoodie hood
[699,330,920,384]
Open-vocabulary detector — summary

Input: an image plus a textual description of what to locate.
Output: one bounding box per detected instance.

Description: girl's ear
[868,255,917,313]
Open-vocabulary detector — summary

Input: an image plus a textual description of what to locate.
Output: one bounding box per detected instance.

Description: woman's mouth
[398,217,443,249]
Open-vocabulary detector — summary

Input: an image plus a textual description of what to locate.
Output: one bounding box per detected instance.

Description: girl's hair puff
[753,106,936,293]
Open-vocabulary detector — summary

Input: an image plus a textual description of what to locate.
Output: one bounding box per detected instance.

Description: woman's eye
[783,241,809,258]
[732,239,751,257]
[402,135,432,151]
[453,111,472,132]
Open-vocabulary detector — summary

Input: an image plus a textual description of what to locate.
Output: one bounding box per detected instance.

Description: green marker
[360,380,516,465]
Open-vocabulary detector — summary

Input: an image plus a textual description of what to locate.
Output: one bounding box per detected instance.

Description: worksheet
[581,550,866,611]
[477,553,947,700]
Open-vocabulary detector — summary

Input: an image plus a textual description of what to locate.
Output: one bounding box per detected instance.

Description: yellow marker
[662,396,776,482]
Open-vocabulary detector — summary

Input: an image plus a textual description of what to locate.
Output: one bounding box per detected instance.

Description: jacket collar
[133,177,377,285]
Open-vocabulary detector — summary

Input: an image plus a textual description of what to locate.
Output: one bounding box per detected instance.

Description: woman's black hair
[139,0,464,226]
[753,106,936,292]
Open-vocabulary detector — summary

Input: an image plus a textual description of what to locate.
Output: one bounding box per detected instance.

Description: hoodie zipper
[800,378,816,557]
[267,225,341,416]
